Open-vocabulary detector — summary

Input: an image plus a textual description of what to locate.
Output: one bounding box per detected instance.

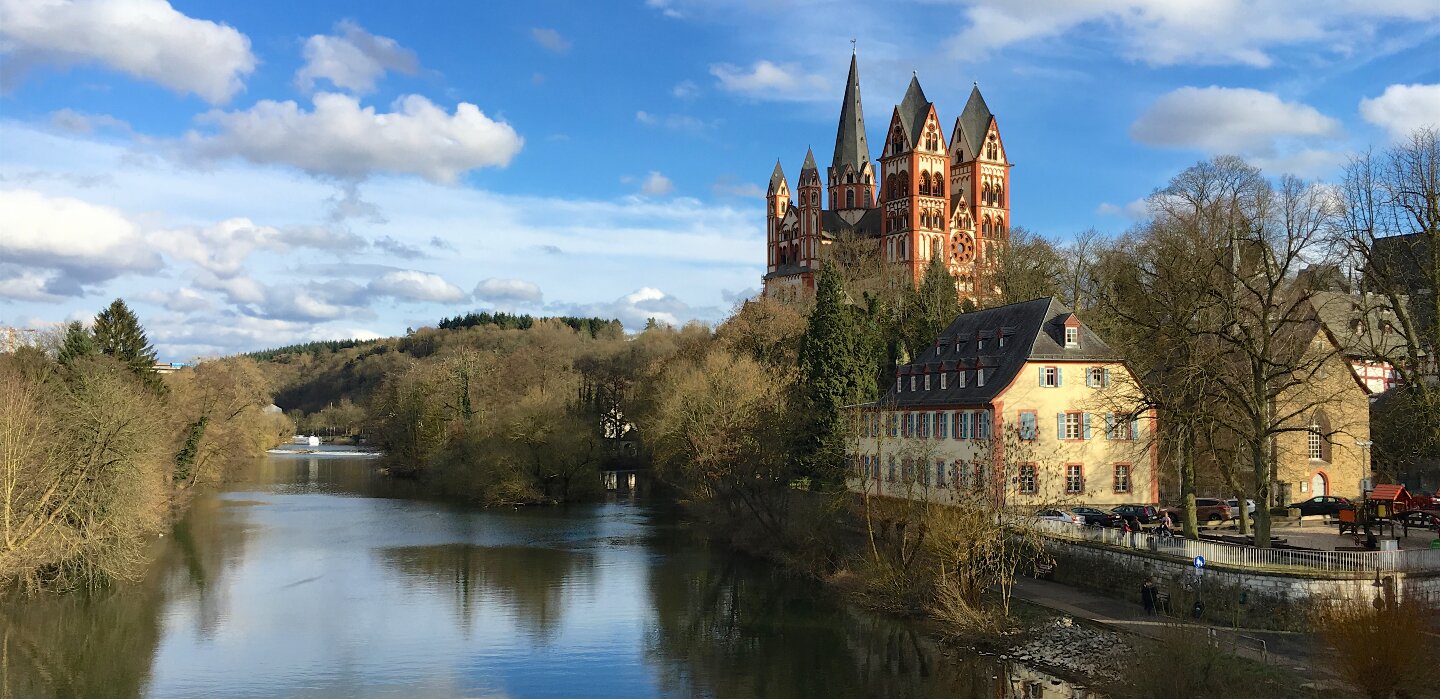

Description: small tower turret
[828,52,876,211]
[766,160,792,272]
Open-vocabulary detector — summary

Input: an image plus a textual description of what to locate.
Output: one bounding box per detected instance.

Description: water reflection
[2,452,1100,699]
[377,543,595,641]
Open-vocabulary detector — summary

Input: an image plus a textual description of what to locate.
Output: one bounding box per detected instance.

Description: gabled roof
[957,84,995,157]
[1308,291,1408,360]
[768,160,786,191]
[895,74,932,147]
[878,297,1122,407]
[831,53,871,174]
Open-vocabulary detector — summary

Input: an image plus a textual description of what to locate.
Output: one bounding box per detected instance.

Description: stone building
[763,53,1010,302]
[848,298,1158,508]
[1270,322,1373,504]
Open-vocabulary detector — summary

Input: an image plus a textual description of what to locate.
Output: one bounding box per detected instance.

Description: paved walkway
[1011,576,1331,679]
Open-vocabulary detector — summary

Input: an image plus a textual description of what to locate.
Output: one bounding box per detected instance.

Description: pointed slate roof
[896,74,932,147]
[768,160,786,191]
[831,53,871,173]
[801,147,818,173]
[957,84,995,156]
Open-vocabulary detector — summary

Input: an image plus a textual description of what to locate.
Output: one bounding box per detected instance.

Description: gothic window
[846,190,855,208]
[986,137,998,160]
[1308,410,1332,461]
[996,184,1005,207]
[982,217,991,236]
[847,173,854,184]
[864,190,872,207]
[919,172,930,196]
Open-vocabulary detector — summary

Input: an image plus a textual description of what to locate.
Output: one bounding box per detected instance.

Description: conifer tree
[900,255,962,361]
[798,264,871,483]
[93,298,164,392]
[56,320,98,366]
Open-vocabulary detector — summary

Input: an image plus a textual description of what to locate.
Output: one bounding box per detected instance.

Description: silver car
[1226,498,1257,515]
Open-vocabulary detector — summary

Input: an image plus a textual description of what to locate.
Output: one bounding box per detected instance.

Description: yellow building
[850,298,1158,508]
[1270,323,1372,505]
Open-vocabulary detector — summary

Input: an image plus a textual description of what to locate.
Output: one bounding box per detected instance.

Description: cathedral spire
[801,147,817,173]
[830,52,870,173]
[768,160,786,192]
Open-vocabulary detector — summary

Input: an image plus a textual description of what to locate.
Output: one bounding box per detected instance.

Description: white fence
[1028,519,1440,575]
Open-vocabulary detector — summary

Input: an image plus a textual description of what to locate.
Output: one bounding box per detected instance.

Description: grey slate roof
[801,147,818,172]
[880,297,1120,407]
[831,53,871,173]
[957,85,994,157]
[895,74,932,147]
[819,208,882,239]
[768,160,786,191]
[1309,291,1409,360]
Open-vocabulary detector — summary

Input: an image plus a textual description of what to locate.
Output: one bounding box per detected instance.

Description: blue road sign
[1193,555,1206,569]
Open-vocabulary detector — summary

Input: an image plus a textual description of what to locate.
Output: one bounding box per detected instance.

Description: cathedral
[762,53,1011,301]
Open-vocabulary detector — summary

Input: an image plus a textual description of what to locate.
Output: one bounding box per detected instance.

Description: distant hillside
[438,311,621,337]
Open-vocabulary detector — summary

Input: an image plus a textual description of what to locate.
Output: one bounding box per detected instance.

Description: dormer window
[977,337,986,351]
[940,372,947,390]
[924,373,931,391]
[1064,327,1079,347]
[958,370,967,388]
[977,369,986,387]
[998,335,1007,349]
[910,375,917,392]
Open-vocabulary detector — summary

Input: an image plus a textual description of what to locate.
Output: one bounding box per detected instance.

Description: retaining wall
[1044,537,1440,631]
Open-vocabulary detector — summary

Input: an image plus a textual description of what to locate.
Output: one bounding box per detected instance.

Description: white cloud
[0,188,161,295]
[149,218,283,278]
[1095,198,1149,219]
[296,20,419,95]
[635,111,716,132]
[672,80,699,100]
[529,28,571,54]
[639,171,674,196]
[558,287,697,330]
[1360,83,1440,141]
[369,270,468,303]
[1130,87,1340,153]
[139,286,213,313]
[474,278,543,306]
[185,92,523,183]
[0,0,255,103]
[945,1,1440,68]
[0,267,65,302]
[711,176,764,199]
[709,60,828,102]
[635,110,658,125]
[48,108,130,134]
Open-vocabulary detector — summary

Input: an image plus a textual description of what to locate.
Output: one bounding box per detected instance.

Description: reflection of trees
[642,548,1006,698]
[1,577,163,698]
[376,543,593,642]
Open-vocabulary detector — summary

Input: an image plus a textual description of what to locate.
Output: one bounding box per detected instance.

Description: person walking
[1141,577,1157,615]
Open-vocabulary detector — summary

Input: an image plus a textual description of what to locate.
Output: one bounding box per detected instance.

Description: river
[1,450,1089,698]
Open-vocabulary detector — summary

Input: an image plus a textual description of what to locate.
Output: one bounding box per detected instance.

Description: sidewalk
[1011,576,1327,678]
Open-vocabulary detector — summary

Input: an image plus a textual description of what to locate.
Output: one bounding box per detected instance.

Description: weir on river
[1,449,1091,698]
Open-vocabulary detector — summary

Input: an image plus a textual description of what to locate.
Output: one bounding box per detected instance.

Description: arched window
[996,184,1005,207]
[919,172,930,196]
[982,217,991,236]
[864,190,872,207]
[846,190,855,208]
[1308,411,1332,462]
[846,172,854,184]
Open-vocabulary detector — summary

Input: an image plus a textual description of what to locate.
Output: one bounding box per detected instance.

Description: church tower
[765,161,792,274]
[880,75,949,285]
[797,148,822,268]
[828,52,875,212]
[950,84,1010,296]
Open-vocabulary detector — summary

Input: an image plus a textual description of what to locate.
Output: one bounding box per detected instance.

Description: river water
[2,451,1086,698]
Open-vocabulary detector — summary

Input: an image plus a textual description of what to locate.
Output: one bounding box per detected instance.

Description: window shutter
[1038,366,1046,385]
[1103,367,1111,387]
[1057,413,1065,440]
[1104,413,1114,440]
[1083,412,1092,440]
[1056,367,1063,386]
[1131,416,1140,440]
[1085,370,1094,388]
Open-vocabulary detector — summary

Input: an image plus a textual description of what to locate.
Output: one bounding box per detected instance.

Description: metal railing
[1027,519,1440,574]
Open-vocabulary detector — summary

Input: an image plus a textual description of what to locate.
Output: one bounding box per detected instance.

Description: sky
[1,0,1438,360]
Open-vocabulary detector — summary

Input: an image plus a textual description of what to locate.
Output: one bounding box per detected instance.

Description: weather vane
[850,38,856,53]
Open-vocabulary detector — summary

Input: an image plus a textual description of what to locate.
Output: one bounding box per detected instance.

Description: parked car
[1111,504,1162,525]
[1289,496,1353,517]
[1397,510,1440,535]
[1035,509,1083,526]
[1073,506,1120,527]
[1226,498,1258,516]
[1194,498,1233,523]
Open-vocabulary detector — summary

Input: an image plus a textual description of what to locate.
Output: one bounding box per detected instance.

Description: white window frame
[1041,367,1058,387]
[1065,327,1079,347]
[1066,464,1084,494]
[1064,412,1083,440]
[1113,464,1131,493]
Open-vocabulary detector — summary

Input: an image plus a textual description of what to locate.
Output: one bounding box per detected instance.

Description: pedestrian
[1159,510,1173,536]
[1141,577,1157,615]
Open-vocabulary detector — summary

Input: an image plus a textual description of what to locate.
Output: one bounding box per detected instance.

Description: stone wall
[1044,537,1440,631]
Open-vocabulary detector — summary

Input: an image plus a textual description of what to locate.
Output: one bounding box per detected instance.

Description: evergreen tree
[93,298,163,392]
[798,264,872,484]
[56,320,98,366]
[900,255,962,361]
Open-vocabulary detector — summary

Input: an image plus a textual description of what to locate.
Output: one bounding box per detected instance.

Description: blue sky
[2,0,1438,359]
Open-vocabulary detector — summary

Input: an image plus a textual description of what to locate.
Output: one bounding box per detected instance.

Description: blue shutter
[1103,367,1112,387]
[1057,413,1065,440]
[1056,367,1064,386]
[1083,412,1092,440]
[1132,416,1141,440]
[1038,366,1046,385]
[1104,413,1114,440]
[1084,369,1094,388]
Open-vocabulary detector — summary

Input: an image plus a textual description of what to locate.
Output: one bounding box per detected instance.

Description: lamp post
[1356,439,1373,494]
